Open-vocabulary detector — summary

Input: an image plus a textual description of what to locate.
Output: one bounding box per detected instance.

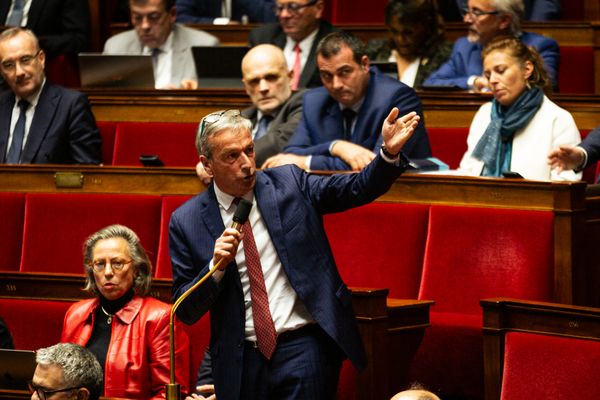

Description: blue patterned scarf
[472,87,544,177]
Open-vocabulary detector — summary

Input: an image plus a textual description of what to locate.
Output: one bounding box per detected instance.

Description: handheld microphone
[166,198,252,400]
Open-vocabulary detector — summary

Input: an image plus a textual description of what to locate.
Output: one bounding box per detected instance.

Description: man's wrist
[381,144,400,159]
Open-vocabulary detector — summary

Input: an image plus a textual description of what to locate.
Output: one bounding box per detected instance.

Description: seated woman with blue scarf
[458,36,581,181]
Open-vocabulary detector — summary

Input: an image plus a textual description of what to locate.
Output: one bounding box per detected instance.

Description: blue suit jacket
[175,0,277,23]
[0,82,101,164]
[580,126,600,172]
[284,69,431,170]
[424,32,559,89]
[170,155,407,400]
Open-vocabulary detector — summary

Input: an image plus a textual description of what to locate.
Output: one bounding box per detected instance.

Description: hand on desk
[330,141,375,171]
[185,384,216,400]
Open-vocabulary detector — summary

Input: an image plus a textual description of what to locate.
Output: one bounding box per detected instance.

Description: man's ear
[498,14,512,31]
[360,55,370,71]
[200,155,214,177]
[76,387,90,400]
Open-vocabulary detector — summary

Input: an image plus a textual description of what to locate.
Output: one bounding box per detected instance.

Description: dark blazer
[248,20,338,88]
[242,90,304,167]
[0,83,101,164]
[284,69,431,170]
[170,154,408,400]
[424,32,559,89]
[0,0,90,58]
[175,0,277,23]
[580,126,600,171]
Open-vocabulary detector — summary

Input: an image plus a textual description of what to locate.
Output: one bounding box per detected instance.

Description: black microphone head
[233,198,252,224]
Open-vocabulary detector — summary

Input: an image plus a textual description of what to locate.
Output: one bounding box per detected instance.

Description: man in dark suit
[248,0,337,89]
[264,31,431,171]
[176,0,277,24]
[0,0,89,59]
[424,0,559,90]
[0,28,101,164]
[170,107,420,400]
[548,125,600,180]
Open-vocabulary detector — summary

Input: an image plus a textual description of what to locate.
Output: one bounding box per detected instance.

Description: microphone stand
[166,199,252,400]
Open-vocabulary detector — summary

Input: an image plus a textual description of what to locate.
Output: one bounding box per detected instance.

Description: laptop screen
[78,53,155,89]
[192,46,248,89]
[0,349,36,390]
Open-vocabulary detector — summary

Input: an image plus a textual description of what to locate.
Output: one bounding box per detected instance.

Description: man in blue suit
[175,0,277,24]
[263,31,431,171]
[170,107,420,400]
[451,0,560,21]
[424,0,559,90]
[0,28,101,164]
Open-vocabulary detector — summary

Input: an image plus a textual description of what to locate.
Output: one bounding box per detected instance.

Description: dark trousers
[239,325,344,400]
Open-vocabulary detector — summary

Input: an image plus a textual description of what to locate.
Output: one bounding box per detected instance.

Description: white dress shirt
[6,78,45,154]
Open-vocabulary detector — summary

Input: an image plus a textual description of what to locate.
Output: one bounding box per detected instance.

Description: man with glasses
[0,28,101,165]
[249,0,338,89]
[171,107,420,400]
[439,0,560,22]
[30,342,102,400]
[424,0,559,90]
[104,0,219,89]
[175,0,277,24]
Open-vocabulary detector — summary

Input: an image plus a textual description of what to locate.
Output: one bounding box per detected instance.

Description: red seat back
[0,193,25,271]
[156,195,193,279]
[558,46,595,94]
[324,202,429,298]
[501,332,600,400]
[426,127,469,169]
[112,122,199,167]
[182,314,211,391]
[97,121,118,166]
[419,205,555,315]
[0,298,73,350]
[46,54,80,88]
[20,193,162,275]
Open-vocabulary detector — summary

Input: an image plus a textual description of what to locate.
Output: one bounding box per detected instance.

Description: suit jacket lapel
[21,83,58,163]
[0,2,9,23]
[0,93,15,163]
[25,0,43,29]
[300,22,327,87]
[325,99,344,139]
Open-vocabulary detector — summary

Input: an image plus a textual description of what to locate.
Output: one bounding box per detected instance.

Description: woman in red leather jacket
[61,224,190,399]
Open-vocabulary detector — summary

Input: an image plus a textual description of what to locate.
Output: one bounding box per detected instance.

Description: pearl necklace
[100,306,115,325]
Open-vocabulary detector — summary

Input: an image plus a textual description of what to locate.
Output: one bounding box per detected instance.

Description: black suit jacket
[0,0,90,58]
[248,20,338,88]
[241,89,304,166]
[581,126,600,170]
[0,82,101,164]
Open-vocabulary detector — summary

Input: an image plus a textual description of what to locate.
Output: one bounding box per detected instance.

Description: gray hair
[0,27,40,54]
[82,224,152,296]
[36,343,103,400]
[195,109,252,159]
[493,0,525,36]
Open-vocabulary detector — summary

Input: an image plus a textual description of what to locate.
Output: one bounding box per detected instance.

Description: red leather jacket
[61,295,190,399]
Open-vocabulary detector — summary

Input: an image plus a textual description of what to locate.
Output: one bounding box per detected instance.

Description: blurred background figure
[365,0,452,88]
[0,317,13,349]
[176,0,277,24]
[439,0,560,22]
[30,343,103,400]
[249,0,338,89]
[390,382,441,400]
[61,224,190,400]
[458,36,580,181]
[104,0,219,89]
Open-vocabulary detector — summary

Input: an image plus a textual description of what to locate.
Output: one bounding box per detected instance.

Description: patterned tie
[254,115,272,140]
[290,43,301,90]
[6,0,24,27]
[241,215,277,359]
[342,108,356,141]
[6,100,29,164]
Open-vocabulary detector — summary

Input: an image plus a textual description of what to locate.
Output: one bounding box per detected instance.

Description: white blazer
[458,95,581,181]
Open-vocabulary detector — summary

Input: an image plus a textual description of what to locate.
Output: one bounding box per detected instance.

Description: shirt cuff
[209,260,225,282]
[467,75,478,89]
[213,17,230,25]
[575,147,589,172]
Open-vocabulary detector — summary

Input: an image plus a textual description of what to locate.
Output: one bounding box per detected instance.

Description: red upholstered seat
[426,127,469,169]
[181,314,211,392]
[410,205,555,399]
[97,121,118,166]
[20,193,162,275]
[327,202,430,399]
[501,332,600,400]
[112,122,199,167]
[156,195,193,279]
[45,54,80,88]
[558,46,595,94]
[324,202,429,299]
[0,298,73,350]
[0,192,25,271]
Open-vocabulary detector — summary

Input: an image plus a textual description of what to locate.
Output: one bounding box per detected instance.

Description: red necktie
[291,44,301,90]
[242,218,277,359]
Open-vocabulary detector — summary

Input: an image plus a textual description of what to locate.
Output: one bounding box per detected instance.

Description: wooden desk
[481,297,600,400]
[86,88,600,130]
